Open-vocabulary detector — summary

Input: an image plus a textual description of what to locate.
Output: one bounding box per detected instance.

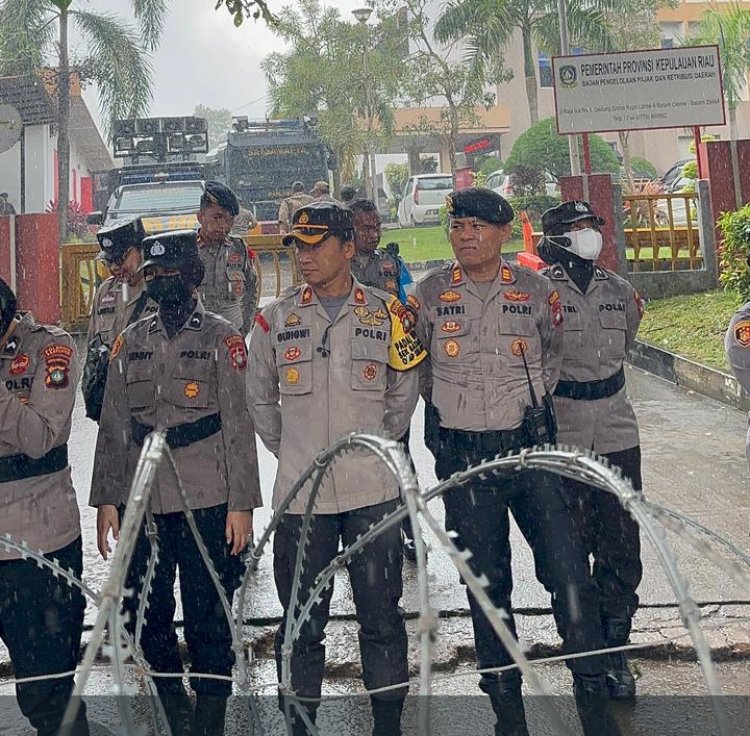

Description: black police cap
[542,200,605,235]
[201,181,240,217]
[282,201,354,247]
[141,230,199,271]
[96,217,145,259]
[446,187,514,225]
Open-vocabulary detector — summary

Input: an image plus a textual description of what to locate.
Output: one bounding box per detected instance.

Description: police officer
[82,217,158,421]
[349,197,422,559]
[539,200,644,701]
[247,202,425,736]
[349,198,414,303]
[197,180,259,335]
[410,188,621,736]
[310,180,333,201]
[91,230,262,736]
[725,292,750,472]
[278,181,314,233]
[0,277,90,736]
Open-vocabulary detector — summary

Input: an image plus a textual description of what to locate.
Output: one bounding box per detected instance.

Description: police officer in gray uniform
[725,294,750,471]
[411,188,621,736]
[0,277,89,736]
[91,231,262,736]
[82,217,157,421]
[197,181,259,335]
[539,200,644,700]
[248,202,426,736]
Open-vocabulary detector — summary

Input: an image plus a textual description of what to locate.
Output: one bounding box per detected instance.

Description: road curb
[628,340,750,412]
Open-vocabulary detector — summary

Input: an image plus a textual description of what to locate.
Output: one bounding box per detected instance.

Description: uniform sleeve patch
[254,313,270,333]
[387,296,427,371]
[43,344,73,389]
[634,290,645,318]
[224,334,248,371]
[734,319,750,348]
[549,290,563,327]
[110,333,124,360]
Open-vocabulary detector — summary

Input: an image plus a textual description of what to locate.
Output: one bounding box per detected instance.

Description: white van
[397,173,453,227]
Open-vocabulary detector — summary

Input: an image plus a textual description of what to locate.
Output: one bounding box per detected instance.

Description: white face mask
[562,228,602,261]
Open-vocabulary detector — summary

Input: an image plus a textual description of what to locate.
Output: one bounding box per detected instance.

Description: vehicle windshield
[114,182,203,214]
[416,177,453,191]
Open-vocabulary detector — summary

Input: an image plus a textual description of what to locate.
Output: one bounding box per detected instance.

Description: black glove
[81,337,111,422]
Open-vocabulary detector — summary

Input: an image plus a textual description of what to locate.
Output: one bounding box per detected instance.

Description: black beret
[141,230,199,270]
[446,187,514,225]
[96,217,145,259]
[282,201,354,247]
[201,180,240,217]
[542,200,605,235]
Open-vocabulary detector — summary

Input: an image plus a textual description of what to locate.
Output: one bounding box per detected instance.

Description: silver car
[397,173,453,227]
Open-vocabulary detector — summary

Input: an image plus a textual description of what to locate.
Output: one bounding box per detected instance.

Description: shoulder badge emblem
[286,367,300,385]
[444,339,460,358]
[184,381,200,398]
[734,319,750,348]
[504,290,531,302]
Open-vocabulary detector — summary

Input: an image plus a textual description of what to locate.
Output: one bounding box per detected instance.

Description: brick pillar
[0,217,12,284]
[14,213,60,324]
[559,174,620,273]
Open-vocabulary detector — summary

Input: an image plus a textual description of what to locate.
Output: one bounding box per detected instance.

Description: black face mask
[0,278,17,338]
[146,275,193,308]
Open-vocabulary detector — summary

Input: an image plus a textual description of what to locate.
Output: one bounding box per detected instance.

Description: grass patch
[387,225,524,263]
[639,289,743,371]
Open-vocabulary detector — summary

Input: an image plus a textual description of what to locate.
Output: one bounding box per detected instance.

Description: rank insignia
[284,346,301,361]
[444,339,460,358]
[501,265,513,283]
[354,288,366,304]
[43,344,74,390]
[286,367,300,385]
[511,338,528,357]
[441,321,461,334]
[301,286,313,305]
[224,334,248,371]
[285,312,301,327]
[735,319,750,348]
[439,290,461,303]
[9,354,30,376]
[184,381,200,399]
[298,212,309,224]
[255,313,270,333]
[363,363,378,381]
[504,290,530,302]
[110,334,124,360]
[232,282,244,295]
[451,265,462,284]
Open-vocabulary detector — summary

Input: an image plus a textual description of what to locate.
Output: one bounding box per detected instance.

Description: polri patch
[511,338,528,357]
[363,363,378,381]
[735,319,750,348]
[43,344,73,390]
[286,367,300,385]
[444,339,460,358]
[284,346,301,362]
[9,354,30,376]
[224,334,248,371]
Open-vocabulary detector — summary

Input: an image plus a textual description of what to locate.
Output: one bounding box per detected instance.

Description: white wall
[0,141,22,211]
[24,124,53,213]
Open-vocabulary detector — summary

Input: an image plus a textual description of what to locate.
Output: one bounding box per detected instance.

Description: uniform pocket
[226,268,246,298]
[275,344,313,395]
[351,340,388,391]
[498,318,541,364]
[598,308,627,330]
[125,375,154,410]
[168,366,213,409]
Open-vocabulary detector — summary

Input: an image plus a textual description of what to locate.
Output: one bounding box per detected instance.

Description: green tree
[686,4,750,141]
[262,0,405,196]
[194,104,234,150]
[506,117,619,184]
[0,0,164,239]
[433,0,616,126]
[385,162,409,200]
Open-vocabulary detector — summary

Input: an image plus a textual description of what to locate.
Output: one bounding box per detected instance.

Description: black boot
[193,694,227,736]
[573,674,622,736]
[488,685,529,736]
[371,696,404,736]
[605,618,636,700]
[156,682,194,736]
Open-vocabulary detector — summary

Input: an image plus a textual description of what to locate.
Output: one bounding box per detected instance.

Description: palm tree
[686,3,750,141]
[0,0,165,240]
[433,0,616,126]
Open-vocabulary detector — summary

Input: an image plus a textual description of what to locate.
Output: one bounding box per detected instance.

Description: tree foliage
[385,162,409,199]
[718,204,750,298]
[194,104,234,150]
[506,117,620,182]
[433,0,616,126]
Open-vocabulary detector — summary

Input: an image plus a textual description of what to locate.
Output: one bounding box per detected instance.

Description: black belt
[440,425,528,456]
[131,413,222,449]
[0,444,69,483]
[554,366,625,401]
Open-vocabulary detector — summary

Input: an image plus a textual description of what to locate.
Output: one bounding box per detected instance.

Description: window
[538,53,553,88]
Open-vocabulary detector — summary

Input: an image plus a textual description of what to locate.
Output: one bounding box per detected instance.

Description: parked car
[397,173,453,227]
[486,169,559,198]
[659,159,692,191]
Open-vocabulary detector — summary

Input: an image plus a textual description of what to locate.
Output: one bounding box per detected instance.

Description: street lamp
[352,6,375,200]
